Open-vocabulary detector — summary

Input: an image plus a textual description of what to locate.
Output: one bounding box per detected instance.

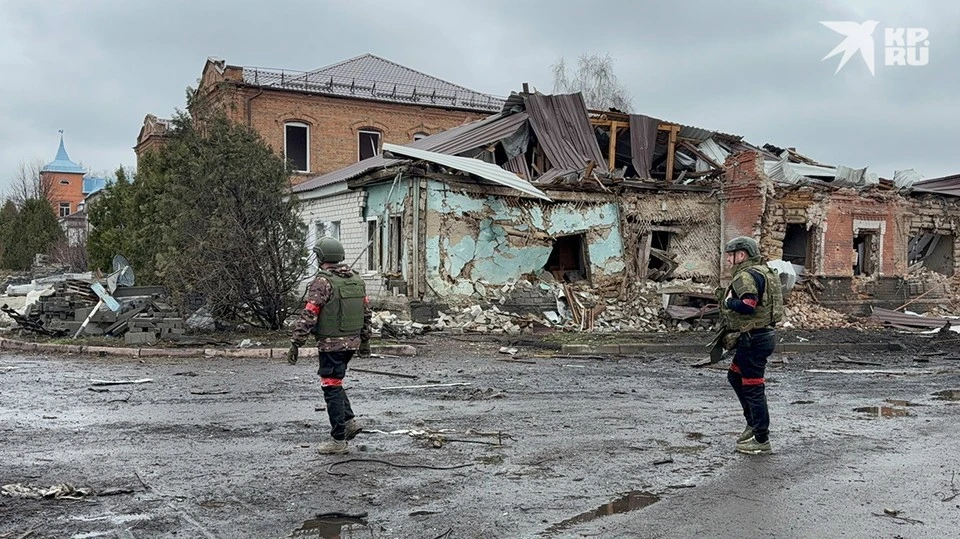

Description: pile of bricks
[121,301,185,345]
[20,279,185,343]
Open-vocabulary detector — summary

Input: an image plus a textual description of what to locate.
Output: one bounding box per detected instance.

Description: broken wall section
[906,195,960,277]
[619,192,720,284]
[422,180,625,299]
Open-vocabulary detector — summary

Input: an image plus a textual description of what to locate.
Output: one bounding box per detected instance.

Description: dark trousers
[318,350,356,441]
[727,329,776,443]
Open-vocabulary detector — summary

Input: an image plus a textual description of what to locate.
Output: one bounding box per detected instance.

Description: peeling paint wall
[422,180,624,298]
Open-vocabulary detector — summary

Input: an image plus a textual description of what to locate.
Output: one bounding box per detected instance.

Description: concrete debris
[374,311,430,338]
[2,275,184,342]
[434,278,720,334]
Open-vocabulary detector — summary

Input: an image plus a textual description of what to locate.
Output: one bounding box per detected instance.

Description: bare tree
[551,54,633,112]
[8,158,50,207]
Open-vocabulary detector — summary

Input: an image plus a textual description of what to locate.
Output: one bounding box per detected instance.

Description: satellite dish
[106,255,136,292]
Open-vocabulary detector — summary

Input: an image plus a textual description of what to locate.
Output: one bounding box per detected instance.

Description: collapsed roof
[293,89,934,197]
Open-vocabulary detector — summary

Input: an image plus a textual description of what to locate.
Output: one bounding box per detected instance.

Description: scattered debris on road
[1,483,92,500]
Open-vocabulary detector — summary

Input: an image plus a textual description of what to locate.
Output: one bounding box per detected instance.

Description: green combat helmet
[314,236,345,263]
[724,236,760,258]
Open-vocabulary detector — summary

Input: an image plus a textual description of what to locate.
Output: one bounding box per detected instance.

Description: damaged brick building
[722,149,957,314]
[292,85,957,324]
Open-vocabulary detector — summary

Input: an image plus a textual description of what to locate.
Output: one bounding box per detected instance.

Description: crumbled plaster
[423,182,624,297]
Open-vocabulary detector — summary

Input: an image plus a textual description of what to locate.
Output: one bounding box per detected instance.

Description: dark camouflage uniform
[291,263,372,351]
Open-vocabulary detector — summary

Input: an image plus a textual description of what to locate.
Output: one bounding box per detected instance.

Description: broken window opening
[284,122,309,172]
[358,130,381,161]
[317,220,340,241]
[782,224,812,269]
[648,230,672,270]
[909,231,954,276]
[544,234,590,283]
[412,132,428,141]
[853,232,878,276]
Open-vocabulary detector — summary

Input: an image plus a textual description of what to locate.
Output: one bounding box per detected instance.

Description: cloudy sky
[1,0,956,193]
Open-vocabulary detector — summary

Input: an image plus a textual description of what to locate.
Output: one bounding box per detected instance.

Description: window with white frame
[316,220,340,241]
[59,202,70,217]
[284,122,309,172]
[358,130,381,161]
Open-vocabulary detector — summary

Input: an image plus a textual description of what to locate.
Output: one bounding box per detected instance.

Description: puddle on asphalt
[854,406,910,417]
[933,389,960,401]
[292,514,369,538]
[544,491,659,534]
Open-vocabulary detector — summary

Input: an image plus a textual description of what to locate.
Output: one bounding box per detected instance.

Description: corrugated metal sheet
[911,173,960,197]
[293,112,529,193]
[629,114,659,179]
[382,143,551,201]
[525,93,608,176]
[871,307,958,329]
[833,165,879,187]
[893,169,924,190]
[697,139,730,169]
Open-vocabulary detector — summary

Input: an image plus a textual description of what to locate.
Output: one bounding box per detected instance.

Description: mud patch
[855,406,910,417]
[544,491,659,535]
[292,513,369,538]
[933,389,960,401]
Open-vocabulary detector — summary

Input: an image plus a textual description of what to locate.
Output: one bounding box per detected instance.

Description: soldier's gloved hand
[358,340,371,358]
[286,343,299,365]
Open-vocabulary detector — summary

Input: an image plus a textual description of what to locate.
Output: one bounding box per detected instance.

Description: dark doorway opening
[545,234,590,282]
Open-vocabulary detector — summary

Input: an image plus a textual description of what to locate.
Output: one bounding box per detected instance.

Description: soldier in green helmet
[288,236,372,455]
[718,236,784,455]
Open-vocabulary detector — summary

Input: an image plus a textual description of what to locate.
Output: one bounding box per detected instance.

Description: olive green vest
[721,263,784,332]
[314,270,366,339]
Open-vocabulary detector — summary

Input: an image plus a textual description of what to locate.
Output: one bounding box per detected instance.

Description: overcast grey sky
[1,0,956,193]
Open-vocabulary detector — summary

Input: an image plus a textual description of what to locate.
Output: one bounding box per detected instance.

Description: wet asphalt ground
[1,331,959,538]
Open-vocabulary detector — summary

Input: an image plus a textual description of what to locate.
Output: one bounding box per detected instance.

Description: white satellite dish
[106,255,136,292]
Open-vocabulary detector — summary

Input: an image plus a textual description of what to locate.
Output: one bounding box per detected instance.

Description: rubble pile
[431,277,719,334]
[3,276,183,344]
[373,311,430,338]
[781,287,854,329]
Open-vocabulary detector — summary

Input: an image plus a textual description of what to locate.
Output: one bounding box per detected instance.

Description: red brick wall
[201,82,485,179]
[721,150,906,278]
[821,193,903,277]
[720,151,766,247]
[41,171,85,216]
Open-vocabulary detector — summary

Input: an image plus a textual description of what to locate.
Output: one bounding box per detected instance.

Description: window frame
[58,202,71,217]
[284,121,310,173]
[357,129,382,161]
